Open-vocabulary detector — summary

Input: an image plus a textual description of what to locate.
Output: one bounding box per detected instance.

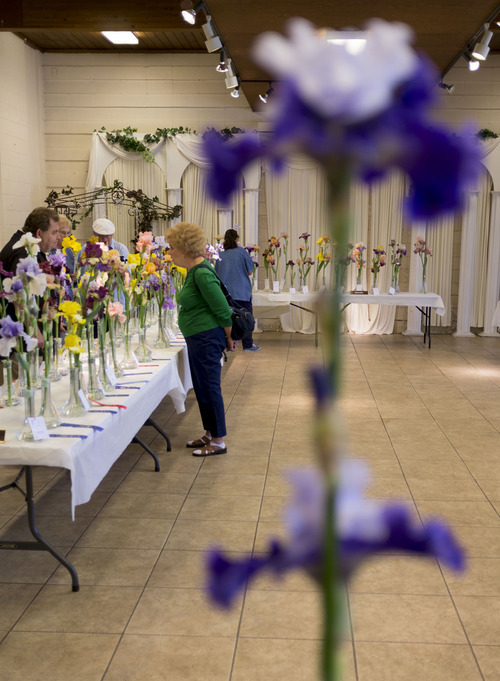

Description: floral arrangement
[351,242,366,288]
[389,240,407,291]
[297,232,315,288]
[333,242,355,291]
[413,236,432,293]
[245,244,260,288]
[370,245,386,290]
[315,235,333,287]
[202,15,478,681]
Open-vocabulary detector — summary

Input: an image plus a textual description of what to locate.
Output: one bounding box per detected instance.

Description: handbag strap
[191,263,235,306]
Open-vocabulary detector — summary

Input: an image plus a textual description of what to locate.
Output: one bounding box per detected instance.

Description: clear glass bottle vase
[17,388,37,441]
[120,331,139,370]
[61,363,88,417]
[154,310,170,349]
[2,358,21,407]
[86,355,104,400]
[38,377,61,428]
[134,326,153,362]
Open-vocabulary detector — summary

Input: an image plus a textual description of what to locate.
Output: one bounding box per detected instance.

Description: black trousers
[185,326,227,438]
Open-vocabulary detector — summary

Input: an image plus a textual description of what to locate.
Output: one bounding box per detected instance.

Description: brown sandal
[186,435,211,448]
[192,444,227,457]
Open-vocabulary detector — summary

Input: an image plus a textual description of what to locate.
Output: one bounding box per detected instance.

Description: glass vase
[391,271,400,294]
[86,355,104,400]
[61,363,88,417]
[1,358,21,407]
[154,310,170,349]
[370,273,378,295]
[38,377,61,429]
[120,332,139,370]
[420,271,427,294]
[166,308,179,336]
[57,339,70,377]
[108,317,124,378]
[29,350,41,390]
[134,326,153,362]
[17,388,37,441]
[49,337,62,382]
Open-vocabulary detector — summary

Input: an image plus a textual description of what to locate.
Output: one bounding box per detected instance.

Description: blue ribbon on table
[115,386,141,390]
[116,380,150,385]
[59,422,104,432]
[105,393,130,397]
[151,358,172,361]
[122,372,153,376]
[49,433,88,439]
[88,409,118,414]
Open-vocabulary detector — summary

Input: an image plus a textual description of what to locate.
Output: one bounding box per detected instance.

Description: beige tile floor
[0,331,500,680]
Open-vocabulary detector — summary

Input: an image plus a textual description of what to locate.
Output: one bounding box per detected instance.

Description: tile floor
[0,331,500,680]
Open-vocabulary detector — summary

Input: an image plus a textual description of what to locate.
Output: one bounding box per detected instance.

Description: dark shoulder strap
[192,263,233,303]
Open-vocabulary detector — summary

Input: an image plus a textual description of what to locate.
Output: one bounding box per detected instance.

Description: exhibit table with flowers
[252,290,320,340]
[0,336,192,590]
[342,291,445,346]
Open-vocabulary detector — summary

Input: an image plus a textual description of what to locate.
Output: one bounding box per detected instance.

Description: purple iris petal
[16,257,41,278]
[0,261,12,278]
[49,253,66,269]
[11,278,24,293]
[84,242,103,259]
[0,315,24,338]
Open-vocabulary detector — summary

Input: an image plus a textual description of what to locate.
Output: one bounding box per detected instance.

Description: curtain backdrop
[471,167,492,327]
[103,159,167,250]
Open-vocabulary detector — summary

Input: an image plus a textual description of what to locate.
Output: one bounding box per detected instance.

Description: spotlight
[202,15,222,52]
[101,31,138,45]
[438,81,455,94]
[216,49,229,73]
[259,83,274,103]
[224,59,238,89]
[181,0,203,24]
[463,52,480,71]
[472,24,493,60]
[231,86,240,98]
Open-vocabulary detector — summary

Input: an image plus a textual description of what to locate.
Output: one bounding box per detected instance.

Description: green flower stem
[318,165,352,681]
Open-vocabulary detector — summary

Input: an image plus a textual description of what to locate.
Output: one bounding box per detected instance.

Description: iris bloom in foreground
[204,18,480,219]
[207,460,465,608]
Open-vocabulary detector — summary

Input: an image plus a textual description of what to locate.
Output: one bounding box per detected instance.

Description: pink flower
[108,301,124,317]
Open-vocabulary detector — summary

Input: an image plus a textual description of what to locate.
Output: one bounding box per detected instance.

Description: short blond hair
[166,222,206,259]
[58,214,72,230]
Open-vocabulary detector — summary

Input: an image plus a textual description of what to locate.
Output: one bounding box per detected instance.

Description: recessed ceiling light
[101,31,139,45]
[325,30,367,55]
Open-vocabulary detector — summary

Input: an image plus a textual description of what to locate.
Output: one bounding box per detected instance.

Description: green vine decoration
[478,128,499,140]
[202,126,244,139]
[45,179,182,232]
[96,126,196,162]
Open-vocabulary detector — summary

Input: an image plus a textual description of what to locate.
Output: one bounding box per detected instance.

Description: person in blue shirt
[215,228,260,351]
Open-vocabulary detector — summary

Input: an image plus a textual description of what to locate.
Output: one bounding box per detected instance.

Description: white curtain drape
[103,159,167,249]
[181,164,245,244]
[470,168,492,327]
[424,214,454,327]
[265,155,329,333]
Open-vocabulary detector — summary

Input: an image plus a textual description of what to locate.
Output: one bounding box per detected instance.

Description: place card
[289,287,296,294]
[28,416,49,441]
[105,366,118,387]
[131,352,140,366]
[167,327,177,341]
[302,285,309,294]
[372,287,380,296]
[388,287,396,295]
[77,389,90,411]
[273,281,280,293]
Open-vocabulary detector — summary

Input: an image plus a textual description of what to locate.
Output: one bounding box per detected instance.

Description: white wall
[42,51,261,198]
[0,34,45,244]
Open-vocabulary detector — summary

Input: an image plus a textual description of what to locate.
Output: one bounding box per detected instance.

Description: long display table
[0,336,192,590]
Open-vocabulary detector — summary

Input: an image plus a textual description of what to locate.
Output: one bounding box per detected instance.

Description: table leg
[290,302,318,347]
[145,417,171,451]
[416,306,432,348]
[132,435,160,471]
[0,466,79,592]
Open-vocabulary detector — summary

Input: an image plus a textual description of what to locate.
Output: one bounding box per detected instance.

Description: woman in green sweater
[166,222,236,456]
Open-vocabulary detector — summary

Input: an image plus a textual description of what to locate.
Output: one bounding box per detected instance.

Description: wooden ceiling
[2,0,500,110]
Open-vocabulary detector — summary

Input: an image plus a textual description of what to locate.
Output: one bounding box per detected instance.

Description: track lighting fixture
[224,59,238,89]
[472,24,493,60]
[202,15,222,52]
[438,81,455,94]
[231,86,240,98]
[463,51,480,71]
[216,50,229,73]
[259,83,274,103]
[180,0,204,25]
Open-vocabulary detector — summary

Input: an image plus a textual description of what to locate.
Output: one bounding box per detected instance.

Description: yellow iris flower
[62,236,82,253]
[63,334,83,354]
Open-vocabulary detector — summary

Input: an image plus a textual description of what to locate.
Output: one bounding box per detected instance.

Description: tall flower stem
[317,166,352,681]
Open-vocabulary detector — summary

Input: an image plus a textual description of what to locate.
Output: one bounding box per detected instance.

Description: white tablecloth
[0,336,192,518]
[342,292,446,317]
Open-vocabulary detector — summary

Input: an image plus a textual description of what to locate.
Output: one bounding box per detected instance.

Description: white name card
[105,366,118,387]
[273,281,280,293]
[388,287,396,296]
[289,287,296,294]
[28,416,49,441]
[372,288,380,296]
[78,389,90,411]
[302,285,309,294]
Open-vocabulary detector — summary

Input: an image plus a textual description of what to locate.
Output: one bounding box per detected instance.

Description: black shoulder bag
[192,263,255,341]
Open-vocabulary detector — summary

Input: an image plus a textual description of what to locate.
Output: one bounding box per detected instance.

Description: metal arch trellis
[44,180,182,239]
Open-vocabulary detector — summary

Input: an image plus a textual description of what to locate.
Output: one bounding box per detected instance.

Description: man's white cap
[92,218,115,236]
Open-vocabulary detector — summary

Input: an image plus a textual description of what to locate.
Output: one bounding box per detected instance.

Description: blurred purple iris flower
[0,315,37,356]
[207,462,465,608]
[203,19,480,220]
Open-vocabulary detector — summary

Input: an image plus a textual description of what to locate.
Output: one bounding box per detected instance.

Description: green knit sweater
[177,260,232,338]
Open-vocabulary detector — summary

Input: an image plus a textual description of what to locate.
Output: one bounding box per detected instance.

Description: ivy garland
[96,126,196,162]
[96,125,245,161]
[478,128,499,140]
